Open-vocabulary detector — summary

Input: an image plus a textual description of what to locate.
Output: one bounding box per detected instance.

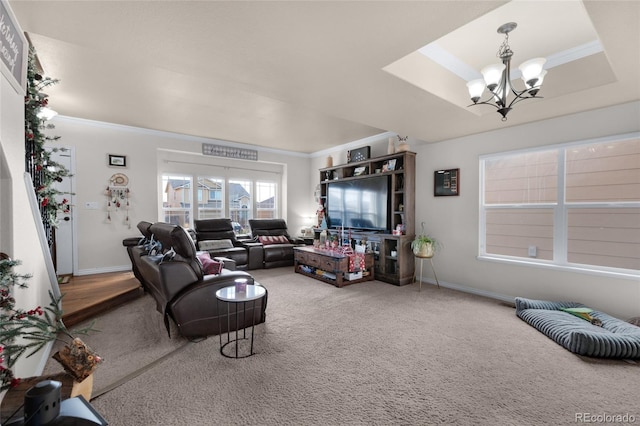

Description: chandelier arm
[505,86,543,109]
[506,93,544,109]
[467,100,502,110]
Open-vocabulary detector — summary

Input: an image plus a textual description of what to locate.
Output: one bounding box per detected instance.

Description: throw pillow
[258,235,290,245]
[196,252,223,275]
[198,239,233,251]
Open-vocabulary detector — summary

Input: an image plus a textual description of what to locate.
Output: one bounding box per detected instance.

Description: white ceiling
[9,1,640,154]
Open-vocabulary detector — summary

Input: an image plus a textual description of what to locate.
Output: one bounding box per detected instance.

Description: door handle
[63,216,71,221]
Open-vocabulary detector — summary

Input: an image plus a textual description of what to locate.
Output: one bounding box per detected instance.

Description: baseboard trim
[420,278,516,306]
[76,265,131,276]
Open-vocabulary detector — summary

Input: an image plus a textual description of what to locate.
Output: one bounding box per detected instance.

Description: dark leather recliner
[248,219,299,269]
[122,220,153,289]
[193,219,250,270]
[127,221,267,338]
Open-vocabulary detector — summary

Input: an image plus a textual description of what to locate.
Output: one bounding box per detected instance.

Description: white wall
[413,101,640,319]
[48,117,312,274]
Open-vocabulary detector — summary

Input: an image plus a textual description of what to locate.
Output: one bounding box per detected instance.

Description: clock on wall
[347,146,371,163]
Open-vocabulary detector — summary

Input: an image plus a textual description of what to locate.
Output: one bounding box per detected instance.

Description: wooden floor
[59,271,144,327]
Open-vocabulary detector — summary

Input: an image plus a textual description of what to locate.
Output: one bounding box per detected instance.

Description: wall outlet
[84,201,100,210]
[528,245,537,257]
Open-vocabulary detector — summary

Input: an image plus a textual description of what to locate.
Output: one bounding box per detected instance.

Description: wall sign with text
[434,168,459,196]
[202,143,258,161]
[0,0,28,93]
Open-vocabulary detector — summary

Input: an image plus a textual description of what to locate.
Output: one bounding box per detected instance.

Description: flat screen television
[326,175,389,232]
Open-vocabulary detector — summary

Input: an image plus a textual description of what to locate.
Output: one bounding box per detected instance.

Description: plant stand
[414,254,440,291]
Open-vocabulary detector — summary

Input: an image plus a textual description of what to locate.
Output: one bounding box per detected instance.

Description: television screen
[327,175,389,231]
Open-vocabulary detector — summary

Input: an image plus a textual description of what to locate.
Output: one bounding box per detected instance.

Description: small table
[215,283,266,358]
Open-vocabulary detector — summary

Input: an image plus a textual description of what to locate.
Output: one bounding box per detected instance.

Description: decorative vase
[52,338,102,382]
[387,137,395,154]
[326,155,333,167]
[397,141,410,152]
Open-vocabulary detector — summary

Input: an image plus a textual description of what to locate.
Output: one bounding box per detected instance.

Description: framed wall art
[108,154,127,167]
[434,168,459,196]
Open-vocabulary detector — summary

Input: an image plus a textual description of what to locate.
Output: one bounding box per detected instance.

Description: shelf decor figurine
[397,136,410,152]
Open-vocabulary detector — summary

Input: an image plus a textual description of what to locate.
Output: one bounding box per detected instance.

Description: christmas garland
[24,46,71,226]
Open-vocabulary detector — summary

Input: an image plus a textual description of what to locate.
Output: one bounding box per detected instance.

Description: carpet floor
[44,268,638,425]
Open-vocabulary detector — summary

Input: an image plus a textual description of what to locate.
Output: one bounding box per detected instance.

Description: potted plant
[411,222,440,258]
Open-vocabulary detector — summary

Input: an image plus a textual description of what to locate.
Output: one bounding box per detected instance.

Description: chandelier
[466,22,547,121]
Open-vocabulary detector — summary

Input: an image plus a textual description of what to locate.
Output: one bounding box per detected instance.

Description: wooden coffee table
[293,246,374,287]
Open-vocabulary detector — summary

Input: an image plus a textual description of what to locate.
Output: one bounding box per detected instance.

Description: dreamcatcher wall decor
[105,173,131,227]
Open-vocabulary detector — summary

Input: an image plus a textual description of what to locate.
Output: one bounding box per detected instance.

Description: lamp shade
[466,79,486,102]
[535,69,547,86]
[481,63,505,89]
[518,57,546,86]
[37,107,58,121]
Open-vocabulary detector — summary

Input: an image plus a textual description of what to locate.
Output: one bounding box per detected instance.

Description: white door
[51,148,75,275]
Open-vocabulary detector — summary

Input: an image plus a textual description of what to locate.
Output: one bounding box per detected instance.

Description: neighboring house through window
[479,133,640,276]
[161,173,279,233]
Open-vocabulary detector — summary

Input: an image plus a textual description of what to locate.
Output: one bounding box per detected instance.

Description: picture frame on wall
[434,168,459,196]
[108,154,127,167]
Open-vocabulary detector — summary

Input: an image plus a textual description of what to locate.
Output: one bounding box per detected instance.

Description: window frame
[479,132,640,280]
[161,172,280,230]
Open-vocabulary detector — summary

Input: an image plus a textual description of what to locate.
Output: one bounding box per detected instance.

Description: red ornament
[41,198,49,207]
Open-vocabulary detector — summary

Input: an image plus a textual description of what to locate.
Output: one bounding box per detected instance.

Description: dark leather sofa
[123,221,267,339]
[193,219,250,270]
[248,219,299,269]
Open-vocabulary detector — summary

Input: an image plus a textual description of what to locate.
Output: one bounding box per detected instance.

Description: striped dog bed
[515,297,640,359]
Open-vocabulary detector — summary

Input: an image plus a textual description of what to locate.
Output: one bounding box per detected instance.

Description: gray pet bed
[515,297,640,359]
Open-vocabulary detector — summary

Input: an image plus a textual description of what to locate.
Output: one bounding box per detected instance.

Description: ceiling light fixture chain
[496,23,514,59]
[466,22,547,121]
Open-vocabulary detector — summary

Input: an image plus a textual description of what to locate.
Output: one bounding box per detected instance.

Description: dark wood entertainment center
[316,151,416,285]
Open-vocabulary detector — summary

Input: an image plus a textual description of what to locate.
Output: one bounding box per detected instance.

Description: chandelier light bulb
[481,63,505,91]
[466,79,486,103]
[518,57,547,87]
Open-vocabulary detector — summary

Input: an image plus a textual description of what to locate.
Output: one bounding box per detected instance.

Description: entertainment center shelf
[318,151,416,285]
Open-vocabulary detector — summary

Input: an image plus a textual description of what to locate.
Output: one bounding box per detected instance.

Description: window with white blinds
[480,134,640,276]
